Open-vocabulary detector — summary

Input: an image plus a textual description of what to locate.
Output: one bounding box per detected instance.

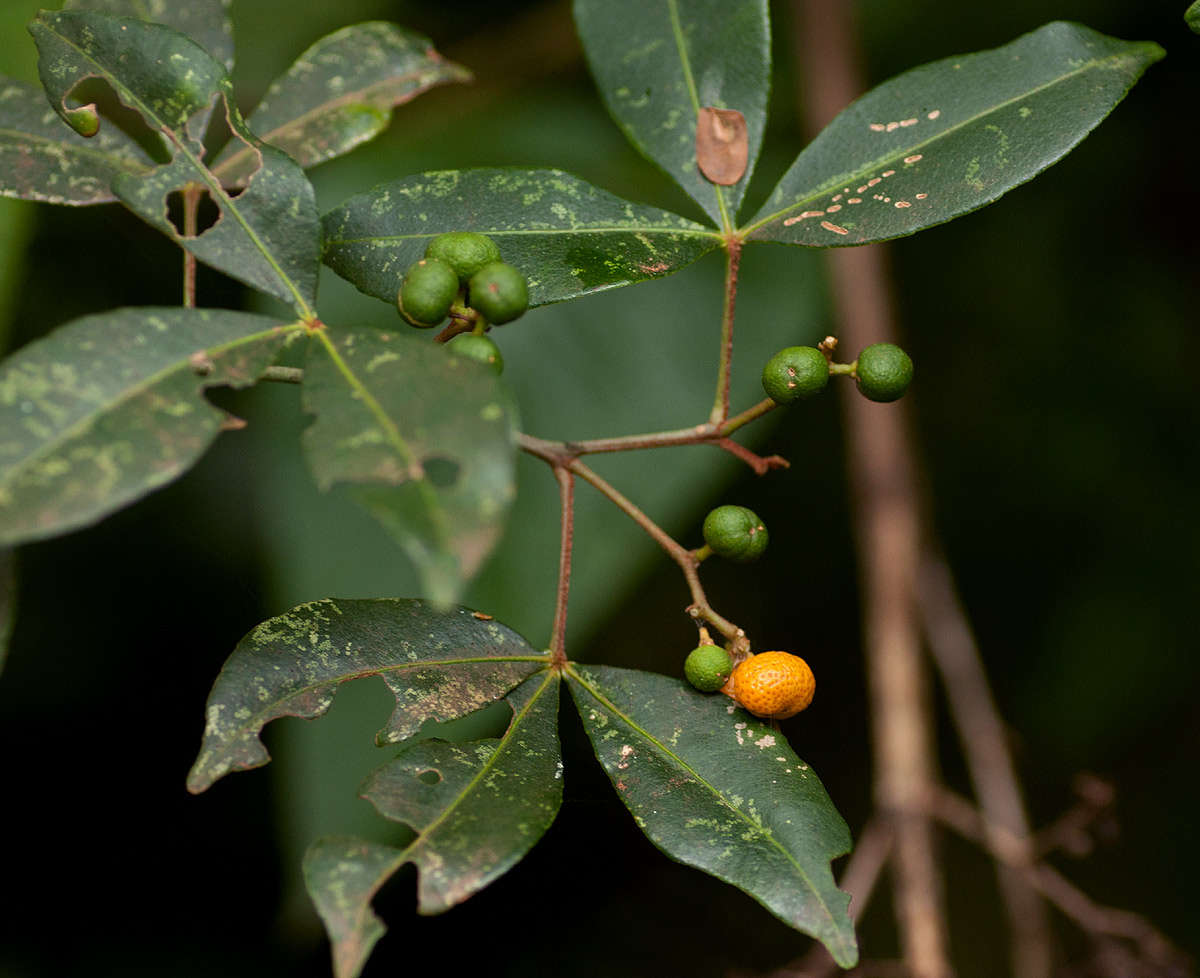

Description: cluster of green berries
[397,231,530,375]
[760,341,913,404]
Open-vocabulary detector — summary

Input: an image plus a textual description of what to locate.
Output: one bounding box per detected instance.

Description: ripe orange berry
[724,651,815,720]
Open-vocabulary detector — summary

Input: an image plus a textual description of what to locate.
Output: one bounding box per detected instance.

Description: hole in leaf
[205,95,263,190]
[166,187,220,238]
[65,78,170,163]
[423,457,460,489]
[417,769,442,785]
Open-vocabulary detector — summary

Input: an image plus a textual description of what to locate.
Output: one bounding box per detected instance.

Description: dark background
[0,1,1196,975]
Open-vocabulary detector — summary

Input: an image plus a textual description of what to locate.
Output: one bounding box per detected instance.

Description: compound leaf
[568,663,858,968]
[64,0,234,71]
[744,21,1162,247]
[322,168,721,309]
[305,671,560,978]
[573,0,770,229]
[213,22,470,186]
[301,327,518,606]
[30,10,321,313]
[0,307,299,547]
[188,598,548,794]
[0,77,154,205]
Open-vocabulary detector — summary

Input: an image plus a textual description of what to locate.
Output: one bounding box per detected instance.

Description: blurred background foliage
[0,0,1196,975]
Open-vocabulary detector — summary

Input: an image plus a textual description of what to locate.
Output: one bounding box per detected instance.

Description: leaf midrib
[740,42,1156,237]
[310,330,452,546]
[0,321,301,496]
[398,669,557,863]
[324,225,722,246]
[568,665,849,953]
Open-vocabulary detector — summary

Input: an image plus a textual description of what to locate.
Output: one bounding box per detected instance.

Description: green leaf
[0,307,299,547]
[568,663,858,968]
[301,327,519,606]
[64,0,235,71]
[0,77,154,205]
[0,548,14,675]
[212,22,470,186]
[305,670,561,978]
[30,10,321,313]
[572,0,770,230]
[1188,1,1200,34]
[744,22,1162,247]
[321,168,721,308]
[188,598,548,794]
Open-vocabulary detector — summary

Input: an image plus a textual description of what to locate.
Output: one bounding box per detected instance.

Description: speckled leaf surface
[744,22,1161,247]
[188,599,548,794]
[568,663,858,968]
[322,168,720,308]
[212,22,470,186]
[1188,1,1200,34]
[0,548,14,674]
[31,10,321,313]
[573,0,769,229]
[303,837,402,978]
[0,77,153,205]
[63,0,234,71]
[0,307,299,547]
[302,327,518,606]
[305,671,561,978]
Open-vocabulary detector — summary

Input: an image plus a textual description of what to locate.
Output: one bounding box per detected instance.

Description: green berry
[684,644,735,693]
[425,231,502,283]
[447,333,504,375]
[702,505,768,563]
[854,342,913,402]
[468,262,529,325]
[398,258,459,327]
[761,346,830,404]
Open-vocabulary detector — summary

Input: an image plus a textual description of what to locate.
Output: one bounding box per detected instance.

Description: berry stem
[519,440,745,644]
[709,238,744,426]
[181,183,201,308]
[548,465,575,667]
[515,395,781,475]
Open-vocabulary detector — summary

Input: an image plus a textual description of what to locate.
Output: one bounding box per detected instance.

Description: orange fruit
[724,651,815,719]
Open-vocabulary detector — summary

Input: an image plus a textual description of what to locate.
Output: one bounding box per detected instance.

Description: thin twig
[519,397,782,474]
[518,437,745,646]
[182,184,200,308]
[710,239,744,426]
[548,466,575,666]
[917,552,1054,976]
[930,788,1190,974]
[796,3,950,975]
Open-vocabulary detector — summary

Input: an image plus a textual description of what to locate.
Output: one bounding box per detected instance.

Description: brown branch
[917,552,1054,976]
[548,466,575,666]
[181,183,201,308]
[796,3,950,975]
[930,788,1190,975]
[710,238,744,425]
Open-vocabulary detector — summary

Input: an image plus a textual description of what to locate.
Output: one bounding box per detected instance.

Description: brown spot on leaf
[696,107,748,186]
[472,611,494,621]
